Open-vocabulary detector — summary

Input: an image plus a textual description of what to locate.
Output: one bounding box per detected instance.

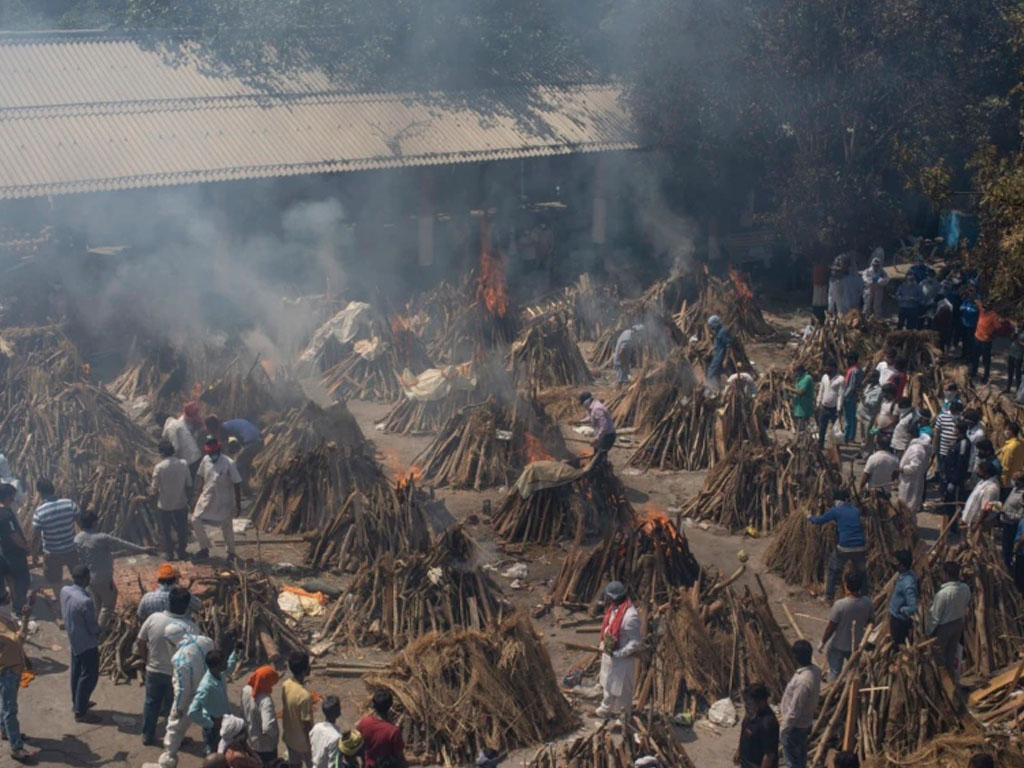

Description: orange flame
[639,503,670,529]
[476,219,509,318]
[523,433,553,463]
[728,267,754,308]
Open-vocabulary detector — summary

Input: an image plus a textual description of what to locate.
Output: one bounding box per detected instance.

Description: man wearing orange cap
[242,666,280,764]
[192,437,242,563]
[162,403,204,478]
[138,564,201,623]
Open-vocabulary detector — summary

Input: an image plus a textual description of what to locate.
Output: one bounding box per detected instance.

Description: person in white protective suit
[159,622,215,768]
[861,250,889,318]
[594,580,642,722]
[898,425,931,514]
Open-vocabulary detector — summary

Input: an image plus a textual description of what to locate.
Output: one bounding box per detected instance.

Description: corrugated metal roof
[0,32,637,200]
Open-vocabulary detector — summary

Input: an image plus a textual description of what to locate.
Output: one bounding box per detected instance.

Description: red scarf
[601,599,632,646]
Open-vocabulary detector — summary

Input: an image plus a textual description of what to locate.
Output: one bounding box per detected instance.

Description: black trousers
[817,407,837,451]
[970,339,993,381]
[1009,356,1023,391]
[70,647,99,716]
[890,614,912,647]
[158,508,190,559]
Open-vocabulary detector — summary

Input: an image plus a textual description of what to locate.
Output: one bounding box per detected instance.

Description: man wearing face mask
[191,436,242,563]
[593,581,641,724]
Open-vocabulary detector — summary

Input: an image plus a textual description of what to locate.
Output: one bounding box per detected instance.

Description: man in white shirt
[162,402,204,475]
[310,695,343,768]
[191,437,242,563]
[963,408,986,473]
[151,440,193,561]
[926,561,971,680]
[815,360,843,451]
[898,428,931,514]
[135,587,197,747]
[859,439,900,495]
[779,640,821,768]
[890,398,916,455]
[961,459,1001,532]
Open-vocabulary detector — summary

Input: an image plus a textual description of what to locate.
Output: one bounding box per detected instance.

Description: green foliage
[625,0,1018,251]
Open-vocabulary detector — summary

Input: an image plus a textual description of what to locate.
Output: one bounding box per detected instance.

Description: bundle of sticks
[192,568,308,667]
[250,402,391,534]
[764,490,915,593]
[637,274,696,317]
[796,312,886,371]
[966,661,1024,740]
[405,280,463,352]
[415,395,569,491]
[753,368,798,432]
[378,388,475,436]
[676,443,799,532]
[0,379,157,501]
[626,392,720,471]
[432,300,520,364]
[589,317,683,370]
[534,386,586,424]
[565,273,622,342]
[809,641,963,767]
[510,314,593,389]
[493,459,633,545]
[108,343,191,415]
[861,734,1024,768]
[99,604,145,682]
[319,321,434,404]
[605,351,696,433]
[306,475,432,572]
[362,613,576,766]
[628,385,765,472]
[78,464,161,545]
[319,527,507,649]
[634,577,794,716]
[676,266,773,341]
[199,356,303,423]
[528,718,696,768]
[548,512,700,607]
[915,535,1024,677]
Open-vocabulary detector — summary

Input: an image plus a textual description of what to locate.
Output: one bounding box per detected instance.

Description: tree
[625,0,1019,252]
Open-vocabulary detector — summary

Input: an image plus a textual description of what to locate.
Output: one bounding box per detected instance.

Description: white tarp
[398,363,476,402]
[298,301,373,364]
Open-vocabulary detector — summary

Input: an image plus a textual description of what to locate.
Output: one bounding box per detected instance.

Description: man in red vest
[593,580,642,722]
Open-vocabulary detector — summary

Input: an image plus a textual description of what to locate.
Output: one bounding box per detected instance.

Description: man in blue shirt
[205,415,263,494]
[808,488,867,602]
[887,549,917,647]
[60,564,101,723]
[706,315,733,391]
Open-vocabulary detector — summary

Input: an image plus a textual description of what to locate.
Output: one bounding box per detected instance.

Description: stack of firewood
[250,401,390,534]
[108,343,191,415]
[510,314,593,389]
[493,460,633,545]
[915,536,1024,677]
[676,266,774,342]
[415,395,569,490]
[306,474,432,573]
[753,368,798,432]
[548,513,700,607]
[809,641,964,767]
[628,385,766,472]
[676,444,802,532]
[590,317,683,370]
[319,527,507,649]
[362,613,577,766]
[765,489,915,593]
[529,718,696,768]
[320,320,434,404]
[565,273,622,342]
[199,356,303,423]
[99,566,307,679]
[605,351,696,432]
[634,577,794,716]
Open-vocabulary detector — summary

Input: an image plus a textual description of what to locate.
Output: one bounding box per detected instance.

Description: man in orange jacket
[972,304,1003,384]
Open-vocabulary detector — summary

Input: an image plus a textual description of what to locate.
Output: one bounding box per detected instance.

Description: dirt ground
[9,300,977,768]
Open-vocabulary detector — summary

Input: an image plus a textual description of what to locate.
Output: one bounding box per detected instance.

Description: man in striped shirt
[31,478,81,618]
[933,400,964,461]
